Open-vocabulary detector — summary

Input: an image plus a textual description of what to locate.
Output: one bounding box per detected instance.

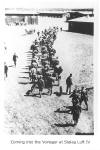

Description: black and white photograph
[1,0,100,149]
[3,6,95,136]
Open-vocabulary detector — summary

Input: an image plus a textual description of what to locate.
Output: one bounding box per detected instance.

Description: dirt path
[54,31,93,90]
[4,27,94,135]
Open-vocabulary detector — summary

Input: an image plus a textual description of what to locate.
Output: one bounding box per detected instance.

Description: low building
[67,16,94,35]
[5,9,38,25]
[38,12,64,18]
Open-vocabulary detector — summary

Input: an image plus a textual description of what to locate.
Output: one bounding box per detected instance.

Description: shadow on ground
[18,77,29,79]
[54,123,74,127]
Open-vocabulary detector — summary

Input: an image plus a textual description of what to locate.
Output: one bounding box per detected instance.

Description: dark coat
[47,77,54,88]
[38,79,44,91]
[66,76,72,86]
[13,54,18,61]
[4,65,8,73]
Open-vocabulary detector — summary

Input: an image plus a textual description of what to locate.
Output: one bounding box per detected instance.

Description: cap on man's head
[70,73,72,76]
[81,86,84,90]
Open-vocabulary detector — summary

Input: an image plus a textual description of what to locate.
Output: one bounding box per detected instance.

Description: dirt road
[4,26,94,135]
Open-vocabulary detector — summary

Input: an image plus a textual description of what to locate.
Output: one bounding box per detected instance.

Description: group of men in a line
[30,74,54,98]
[4,26,89,126]
[66,73,88,109]
[28,26,63,97]
[70,86,88,125]
[65,73,88,125]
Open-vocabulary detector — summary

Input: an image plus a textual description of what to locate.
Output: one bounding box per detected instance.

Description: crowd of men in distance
[27,26,88,126]
[4,26,89,126]
[27,26,63,97]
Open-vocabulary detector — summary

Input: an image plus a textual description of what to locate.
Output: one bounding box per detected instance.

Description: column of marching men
[4,25,90,126]
[27,26,90,126]
[26,26,89,126]
[27,26,63,98]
